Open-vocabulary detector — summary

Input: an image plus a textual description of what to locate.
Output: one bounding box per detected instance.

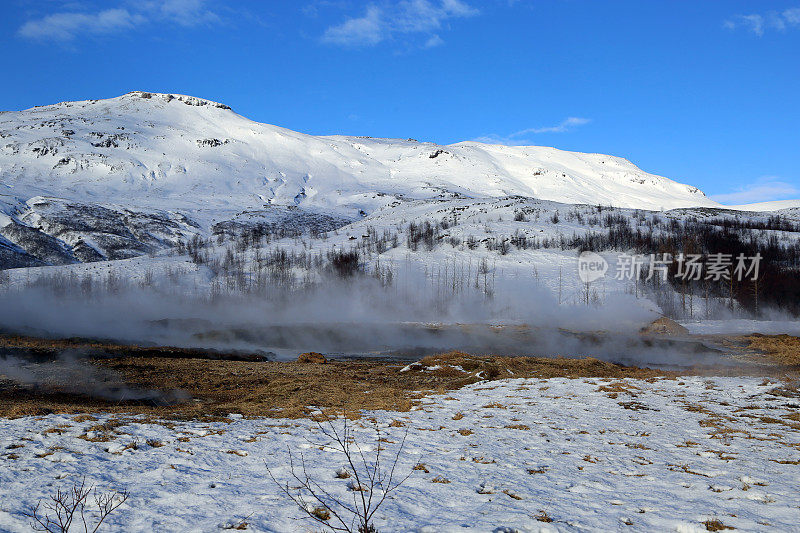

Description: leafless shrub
[25,478,128,533]
[267,416,413,533]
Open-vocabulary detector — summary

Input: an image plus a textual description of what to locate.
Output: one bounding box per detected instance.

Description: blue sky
[1,0,798,203]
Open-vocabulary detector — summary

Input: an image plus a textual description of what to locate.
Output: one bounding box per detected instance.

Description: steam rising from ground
[0,272,651,338]
[0,269,737,369]
[0,349,188,403]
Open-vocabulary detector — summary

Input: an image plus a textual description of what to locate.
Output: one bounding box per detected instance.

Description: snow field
[0,375,798,532]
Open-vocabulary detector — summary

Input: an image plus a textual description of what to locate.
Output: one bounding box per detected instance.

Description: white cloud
[149,0,221,27]
[724,6,800,36]
[322,5,383,46]
[711,177,800,204]
[18,1,220,41]
[18,9,146,40]
[785,7,800,24]
[322,0,477,47]
[514,117,591,135]
[424,34,444,48]
[474,117,591,145]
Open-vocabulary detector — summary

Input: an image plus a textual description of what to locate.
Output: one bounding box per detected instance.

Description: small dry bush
[267,416,414,533]
[25,478,127,533]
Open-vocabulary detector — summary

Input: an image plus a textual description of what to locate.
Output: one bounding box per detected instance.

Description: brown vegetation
[0,341,691,419]
[2,330,798,419]
[740,334,800,366]
[703,518,734,531]
[640,317,689,336]
[296,352,327,364]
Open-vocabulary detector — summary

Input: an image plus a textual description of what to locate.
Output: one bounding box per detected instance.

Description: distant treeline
[567,213,800,317]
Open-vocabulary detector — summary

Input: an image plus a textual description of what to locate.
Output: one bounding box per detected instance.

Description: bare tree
[267,415,414,533]
[25,478,128,533]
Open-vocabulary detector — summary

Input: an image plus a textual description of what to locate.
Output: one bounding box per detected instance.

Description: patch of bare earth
[1,336,679,419]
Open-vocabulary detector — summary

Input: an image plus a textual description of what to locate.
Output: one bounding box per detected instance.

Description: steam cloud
[0,349,188,403]
[0,269,732,370]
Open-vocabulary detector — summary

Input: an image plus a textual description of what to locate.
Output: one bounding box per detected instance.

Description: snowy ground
[681,320,800,337]
[1,375,798,532]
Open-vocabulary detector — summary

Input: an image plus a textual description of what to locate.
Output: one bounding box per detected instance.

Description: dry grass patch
[684,403,712,414]
[225,450,248,457]
[769,459,800,465]
[86,419,129,433]
[702,449,737,461]
[78,433,114,443]
[618,401,653,411]
[419,352,674,381]
[0,336,746,420]
[703,518,734,531]
[668,464,710,477]
[741,334,800,366]
[597,381,640,398]
[310,507,331,521]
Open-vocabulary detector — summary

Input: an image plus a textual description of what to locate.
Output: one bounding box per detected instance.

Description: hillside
[1,91,715,217]
[0,91,796,278]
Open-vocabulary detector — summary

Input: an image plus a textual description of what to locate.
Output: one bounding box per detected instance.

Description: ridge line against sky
[1,0,798,204]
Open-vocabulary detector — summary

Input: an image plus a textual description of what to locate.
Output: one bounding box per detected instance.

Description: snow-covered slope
[726,199,800,212]
[1,91,715,218]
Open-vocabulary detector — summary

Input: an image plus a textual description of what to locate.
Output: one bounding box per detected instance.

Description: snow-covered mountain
[1,91,715,216]
[5,90,792,270]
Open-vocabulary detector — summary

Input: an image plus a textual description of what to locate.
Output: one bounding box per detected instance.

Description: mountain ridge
[1,91,716,217]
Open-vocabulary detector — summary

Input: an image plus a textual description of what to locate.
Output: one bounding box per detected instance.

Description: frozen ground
[1,375,798,532]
